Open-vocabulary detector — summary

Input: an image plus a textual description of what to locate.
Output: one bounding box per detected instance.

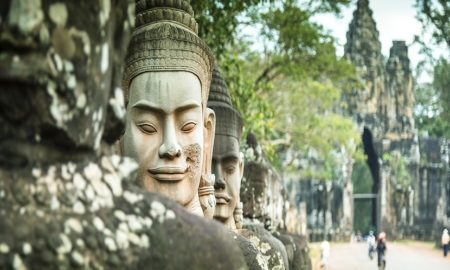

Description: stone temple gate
[285,0,449,241]
[353,127,381,232]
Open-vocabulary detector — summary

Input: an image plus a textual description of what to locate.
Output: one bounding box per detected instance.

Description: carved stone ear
[239,151,245,183]
[202,108,216,179]
[198,108,216,218]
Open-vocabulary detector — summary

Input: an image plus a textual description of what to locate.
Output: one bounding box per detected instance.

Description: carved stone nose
[214,176,226,190]
[159,145,181,159]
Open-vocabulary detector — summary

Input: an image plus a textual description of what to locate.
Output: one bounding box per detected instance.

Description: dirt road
[321,242,449,270]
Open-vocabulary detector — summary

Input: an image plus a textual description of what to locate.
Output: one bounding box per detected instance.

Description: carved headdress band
[123,0,214,107]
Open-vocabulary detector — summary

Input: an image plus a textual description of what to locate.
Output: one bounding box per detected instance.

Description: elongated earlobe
[198,108,216,218]
[239,151,245,184]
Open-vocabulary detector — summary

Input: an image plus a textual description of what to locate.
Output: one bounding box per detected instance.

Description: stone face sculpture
[240,133,290,269]
[122,0,216,217]
[208,67,244,229]
[0,1,248,269]
[208,68,269,270]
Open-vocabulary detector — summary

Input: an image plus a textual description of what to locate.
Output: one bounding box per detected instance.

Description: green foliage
[352,159,373,194]
[254,0,358,87]
[415,0,450,47]
[354,200,375,234]
[191,0,270,56]
[383,152,412,189]
[414,0,449,139]
[433,58,450,130]
[194,0,361,176]
[218,50,278,165]
[414,57,450,138]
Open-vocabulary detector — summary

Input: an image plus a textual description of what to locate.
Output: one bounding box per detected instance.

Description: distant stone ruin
[285,0,449,241]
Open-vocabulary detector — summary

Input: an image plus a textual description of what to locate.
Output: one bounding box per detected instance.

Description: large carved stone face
[123,71,207,208]
[212,134,243,225]
[241,162,269,220]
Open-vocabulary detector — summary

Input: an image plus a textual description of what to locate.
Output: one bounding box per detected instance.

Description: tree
[192,0,361,175]
[191,0,270,56]
[414,0,450,138]
[415,0,450,47]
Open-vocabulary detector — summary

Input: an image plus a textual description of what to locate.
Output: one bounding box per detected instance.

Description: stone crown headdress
[123,0,214,106]
[207,66,243,139]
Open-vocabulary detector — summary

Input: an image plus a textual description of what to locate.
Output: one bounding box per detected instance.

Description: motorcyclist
[376,232,387,270]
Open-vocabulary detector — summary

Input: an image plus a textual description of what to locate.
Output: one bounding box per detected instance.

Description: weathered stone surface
[273,232,312,270]
[414,137,450,241]
[229,230,269,270]
[241,224,289,270]
[0,159,248,269]
[0,0,248,269]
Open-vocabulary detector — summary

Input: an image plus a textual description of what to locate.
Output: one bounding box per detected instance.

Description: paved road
[325,242,449,270]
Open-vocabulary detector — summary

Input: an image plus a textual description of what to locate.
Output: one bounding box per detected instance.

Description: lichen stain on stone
[8,0,44,34]
[52,27,76,59]
[165,209,176,220]
[48,3,68,27]
[73,173,86,190]
[100,43,109,73]
[47,81,73,127]
[150,201,165,217]
[93,216,105,231]
[0,243,10,254]
[73,200,85,214]
[56,234,72,255]
[99,0,111,27]
[104,173,122,196]
[123,191,143,204]
[183,143,202,179]
[259,242,271,254]
[71,251,85,266]
[84,163,102,183]
[69,28,91,57]
[65,218,83,234]
[12,253,26,270]
[104,237,117,252]
[109,87,126,119]
[39,24,50,44]
[255,252,269,270]
[22,243,32,255]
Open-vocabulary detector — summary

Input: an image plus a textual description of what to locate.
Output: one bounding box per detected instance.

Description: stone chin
[214,203,231,221]
[141,171,201,207]
[214,193,236,221]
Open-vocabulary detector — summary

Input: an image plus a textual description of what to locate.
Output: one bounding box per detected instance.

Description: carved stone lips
[148,166,187,182]
[215,193,231,204]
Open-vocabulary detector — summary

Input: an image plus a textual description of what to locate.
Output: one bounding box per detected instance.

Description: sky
[314,0,443,83]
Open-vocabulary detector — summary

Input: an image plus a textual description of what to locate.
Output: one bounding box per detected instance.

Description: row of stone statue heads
[0,0,310,269]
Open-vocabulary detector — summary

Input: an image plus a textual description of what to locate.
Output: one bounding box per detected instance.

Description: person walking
[376,232,387,270]
[320,237,331,269]
[367,231,376,260]
[442,229,450,257]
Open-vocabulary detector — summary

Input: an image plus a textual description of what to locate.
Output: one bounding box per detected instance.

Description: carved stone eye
[181,122,196,132]
[138,124,157,134]
[225,165,236,174]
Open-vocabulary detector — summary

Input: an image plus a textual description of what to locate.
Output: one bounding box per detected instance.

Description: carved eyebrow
[174,100,201,114]
[132,101,165,114]
[131,100,201,114]
[222,155,239,163]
